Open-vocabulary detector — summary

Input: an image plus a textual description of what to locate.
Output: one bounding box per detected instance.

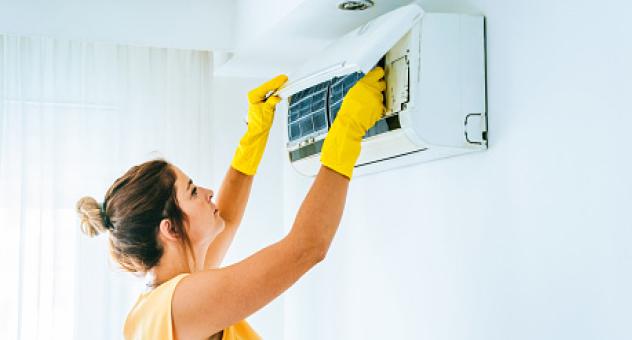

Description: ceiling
[0,0,237,51]
[0,0,420,77]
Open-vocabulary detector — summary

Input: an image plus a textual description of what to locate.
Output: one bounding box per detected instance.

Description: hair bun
[76,196,109,237]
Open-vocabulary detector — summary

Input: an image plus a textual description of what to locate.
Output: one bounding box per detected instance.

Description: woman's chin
[211,219,225,235]
[217,220,226,233]
[217,214,226,226]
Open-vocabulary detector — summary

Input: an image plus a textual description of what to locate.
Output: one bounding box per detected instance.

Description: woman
[76,67,386,340]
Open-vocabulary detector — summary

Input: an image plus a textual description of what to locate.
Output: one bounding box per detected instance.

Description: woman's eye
[192,187,198,196]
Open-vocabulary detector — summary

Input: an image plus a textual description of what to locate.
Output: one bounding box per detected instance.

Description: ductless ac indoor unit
[277,3,488,177]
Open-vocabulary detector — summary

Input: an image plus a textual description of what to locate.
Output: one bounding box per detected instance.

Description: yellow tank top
[124,273,261,340]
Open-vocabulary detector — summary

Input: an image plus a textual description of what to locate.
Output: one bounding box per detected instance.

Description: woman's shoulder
[123,273,190,339]
[155,273,190,292]
[136,273,190,303]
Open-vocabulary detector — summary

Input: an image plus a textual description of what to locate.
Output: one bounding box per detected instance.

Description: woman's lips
[208,196,218,214]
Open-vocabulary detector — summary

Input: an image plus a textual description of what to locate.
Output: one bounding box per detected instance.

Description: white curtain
[0,34,215,339]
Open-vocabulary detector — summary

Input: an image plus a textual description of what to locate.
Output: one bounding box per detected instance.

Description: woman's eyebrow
[187,179,193,195]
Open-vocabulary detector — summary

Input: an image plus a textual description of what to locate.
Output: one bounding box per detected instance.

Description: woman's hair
[75,158,193,273]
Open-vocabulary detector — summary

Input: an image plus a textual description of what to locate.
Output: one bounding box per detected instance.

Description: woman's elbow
[285,231,328,266]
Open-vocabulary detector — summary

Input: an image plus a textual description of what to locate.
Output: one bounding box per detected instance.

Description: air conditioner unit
[277,4,487,177]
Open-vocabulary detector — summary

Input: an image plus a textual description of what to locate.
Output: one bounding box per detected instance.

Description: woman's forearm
[288,165,350,259]
[216,166,254,227]
[203,167,254,268]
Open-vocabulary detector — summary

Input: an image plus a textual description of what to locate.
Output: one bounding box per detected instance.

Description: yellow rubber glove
[231,74,288,175]
[320,67,386,179]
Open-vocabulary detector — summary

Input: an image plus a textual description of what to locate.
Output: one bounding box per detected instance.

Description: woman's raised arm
[204,75,288,269]
[173,166,348,339]
[174,67,386,339]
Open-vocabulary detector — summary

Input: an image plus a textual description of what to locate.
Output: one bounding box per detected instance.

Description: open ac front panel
[285,60,403,164]
[281,7,488,177]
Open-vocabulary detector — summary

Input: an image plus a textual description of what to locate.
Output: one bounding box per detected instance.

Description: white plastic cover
[277,3,424,98]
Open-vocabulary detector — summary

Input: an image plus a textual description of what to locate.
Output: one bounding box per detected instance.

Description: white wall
[209,76,287,339]
[277,0,632,339]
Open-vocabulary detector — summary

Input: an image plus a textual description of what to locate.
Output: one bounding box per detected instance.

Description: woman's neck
[147,242,206,288]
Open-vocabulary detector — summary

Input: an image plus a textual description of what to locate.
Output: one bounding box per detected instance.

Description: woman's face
[172,165,225,248]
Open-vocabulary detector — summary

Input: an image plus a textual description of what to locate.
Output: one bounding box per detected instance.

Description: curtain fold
[0,34,214,340]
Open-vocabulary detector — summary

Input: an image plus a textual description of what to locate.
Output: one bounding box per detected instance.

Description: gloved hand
[320,67,386,179]
[231,74,288,175]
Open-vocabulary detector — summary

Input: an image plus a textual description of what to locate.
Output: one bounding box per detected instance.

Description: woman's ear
[158,218,180,242]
